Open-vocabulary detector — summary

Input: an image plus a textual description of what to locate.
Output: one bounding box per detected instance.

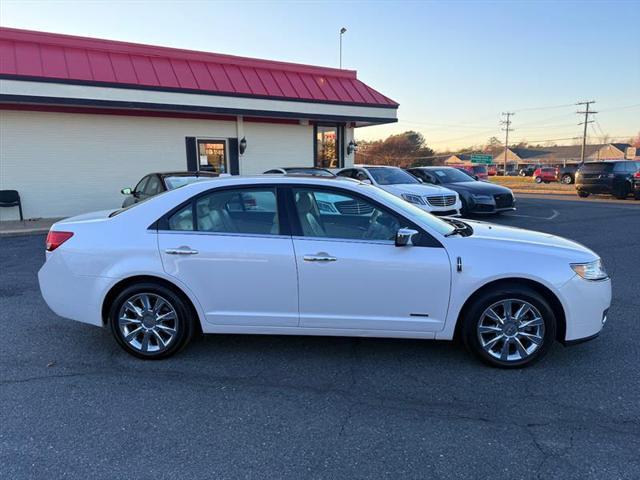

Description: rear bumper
[576,181,613,193]
[38,253,110,327]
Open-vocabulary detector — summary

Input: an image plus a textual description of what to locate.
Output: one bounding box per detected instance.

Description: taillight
[46,231,74,251]
[634,172,640,179]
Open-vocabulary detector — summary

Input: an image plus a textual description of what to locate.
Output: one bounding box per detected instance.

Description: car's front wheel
[108,282,195,359]
[534,176,543,183]
[461,286,556,368]
[561,174,573,184]
[577,190,590,198]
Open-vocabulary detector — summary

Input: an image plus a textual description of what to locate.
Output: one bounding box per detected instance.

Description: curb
[0,228,50,237]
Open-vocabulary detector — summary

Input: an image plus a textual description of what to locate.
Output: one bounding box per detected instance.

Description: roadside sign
[471,154,493,164]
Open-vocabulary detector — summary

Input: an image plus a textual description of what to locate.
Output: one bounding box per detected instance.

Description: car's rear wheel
[561,174,573,184]
[534,176,543,184]
[614,183,630,200]
[108,282,195,359]
[462,286,556,368]
[577,190,589,198]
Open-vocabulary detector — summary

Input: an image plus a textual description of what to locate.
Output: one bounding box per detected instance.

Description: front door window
[198,140,227,173]
[315,125,342,169]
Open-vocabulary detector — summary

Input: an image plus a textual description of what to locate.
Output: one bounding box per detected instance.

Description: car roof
[154,171,218,177]
[353,164,401,169]
[408,166,455,170]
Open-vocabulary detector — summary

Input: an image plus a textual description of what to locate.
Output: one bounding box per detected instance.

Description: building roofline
[0,26,358,79]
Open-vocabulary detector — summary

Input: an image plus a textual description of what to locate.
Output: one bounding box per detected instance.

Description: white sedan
[337,166,463,216]
[38,176,611,368]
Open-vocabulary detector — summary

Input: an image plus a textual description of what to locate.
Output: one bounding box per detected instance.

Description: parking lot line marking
[507,209,560,220]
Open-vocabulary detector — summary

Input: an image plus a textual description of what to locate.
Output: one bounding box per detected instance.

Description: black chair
[0,190,24,221]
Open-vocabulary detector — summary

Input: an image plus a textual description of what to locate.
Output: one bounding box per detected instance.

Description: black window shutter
[185,137,197,171]
[228,138,240,175]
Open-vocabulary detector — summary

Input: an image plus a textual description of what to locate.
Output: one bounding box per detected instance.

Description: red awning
[0,27,398,108]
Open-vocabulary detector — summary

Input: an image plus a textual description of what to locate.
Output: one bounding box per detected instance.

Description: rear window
[579,163,614,173]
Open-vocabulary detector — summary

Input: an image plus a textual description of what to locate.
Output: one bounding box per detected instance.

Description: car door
[289,186,451,332]
[157,186,299,327]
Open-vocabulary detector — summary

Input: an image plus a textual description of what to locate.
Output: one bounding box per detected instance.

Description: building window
[315,125,343,169]
[198,140,227,173]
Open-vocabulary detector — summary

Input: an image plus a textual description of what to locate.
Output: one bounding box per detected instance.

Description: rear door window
[167,188,280,235]
[580,163,613,173]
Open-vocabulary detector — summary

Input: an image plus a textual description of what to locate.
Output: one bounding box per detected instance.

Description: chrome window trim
[291,235,394,246]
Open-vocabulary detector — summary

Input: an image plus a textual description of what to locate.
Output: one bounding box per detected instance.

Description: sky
[1,0,638,151]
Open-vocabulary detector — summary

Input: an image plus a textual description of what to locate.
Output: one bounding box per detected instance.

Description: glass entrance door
[198,140,228,173]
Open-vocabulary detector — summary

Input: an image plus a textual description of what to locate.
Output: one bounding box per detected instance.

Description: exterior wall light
[239,137,247,155]
[347,140,358,155]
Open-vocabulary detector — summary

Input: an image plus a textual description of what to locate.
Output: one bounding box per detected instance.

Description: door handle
[303,254,337,262]
[165,247,199,255]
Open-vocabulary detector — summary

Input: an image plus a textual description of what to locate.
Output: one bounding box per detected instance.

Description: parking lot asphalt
[1,196,639,480]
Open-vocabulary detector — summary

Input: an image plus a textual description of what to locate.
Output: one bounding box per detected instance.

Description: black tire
[561,174,573,185]
[459,198,469,217]
[613,183,630,200]
[461,286,556,368]
[108,282,195,359]
[577,190,589,198]
[534,176,543,184]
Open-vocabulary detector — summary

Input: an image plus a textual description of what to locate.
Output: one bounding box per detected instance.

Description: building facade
[0,27,398,220]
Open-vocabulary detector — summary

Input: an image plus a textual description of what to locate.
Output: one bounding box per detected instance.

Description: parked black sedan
[407,166,516,215]
[121,171,218,207]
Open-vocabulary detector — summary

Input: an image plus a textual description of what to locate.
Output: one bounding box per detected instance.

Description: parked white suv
[337,165,462,215]
[38,175,611,368]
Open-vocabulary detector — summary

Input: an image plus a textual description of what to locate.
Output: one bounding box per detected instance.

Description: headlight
[471,194,494,202]
[571,259,608,281]
[401,193,426,205]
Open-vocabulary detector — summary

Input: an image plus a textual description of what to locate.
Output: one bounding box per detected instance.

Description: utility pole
[577,100,597,164]
[501,112,514,174]
[339,27,347,69]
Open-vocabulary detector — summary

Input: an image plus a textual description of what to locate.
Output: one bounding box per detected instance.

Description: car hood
[444,181,512,195]
[379,183,457,196]
[462,219,597,261]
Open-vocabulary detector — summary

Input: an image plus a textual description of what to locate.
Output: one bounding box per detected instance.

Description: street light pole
[339,27,347,69]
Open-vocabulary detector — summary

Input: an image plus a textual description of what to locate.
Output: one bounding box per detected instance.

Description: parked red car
[457,165,489,180]
[533,167,558,183]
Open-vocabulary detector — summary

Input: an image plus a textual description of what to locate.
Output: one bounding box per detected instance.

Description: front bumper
[558,274,611,342]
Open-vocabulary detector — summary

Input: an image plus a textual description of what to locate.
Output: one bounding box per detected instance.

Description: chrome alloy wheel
[118,293,178,353]
[477,299,545,362]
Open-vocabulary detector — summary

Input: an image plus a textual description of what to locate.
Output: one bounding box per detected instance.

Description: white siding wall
[240,121,313,175]
[0,110,312,220]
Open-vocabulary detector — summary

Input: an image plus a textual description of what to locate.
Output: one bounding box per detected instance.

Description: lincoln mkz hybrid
[38,175,611,368]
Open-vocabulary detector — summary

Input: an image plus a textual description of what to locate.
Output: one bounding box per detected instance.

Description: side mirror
[395,228,419,247]
[121,187,132,195]
[473,175,479,181]
[360,179,372,185]
[416,177,424,183]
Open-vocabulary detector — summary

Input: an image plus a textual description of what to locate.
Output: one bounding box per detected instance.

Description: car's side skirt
[201,324,438,340]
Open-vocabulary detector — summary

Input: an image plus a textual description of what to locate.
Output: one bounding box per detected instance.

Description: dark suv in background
[575,161,640,199]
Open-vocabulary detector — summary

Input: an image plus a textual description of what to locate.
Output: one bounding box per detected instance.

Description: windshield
[367,167,420,185]
[471,165,487,174]
[164,176,213,190]
[362,185,455,236]
[430,168,474,183]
